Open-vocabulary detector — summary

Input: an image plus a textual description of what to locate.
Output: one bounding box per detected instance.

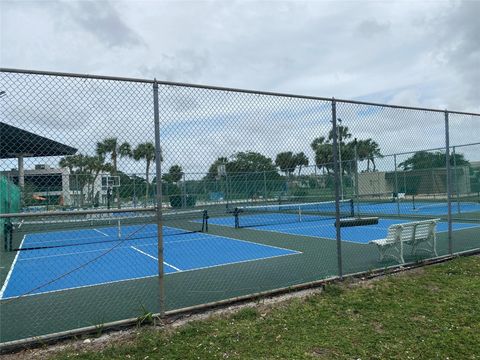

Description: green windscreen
[1,175,21,245]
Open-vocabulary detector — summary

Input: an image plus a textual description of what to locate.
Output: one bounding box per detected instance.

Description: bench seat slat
[369,219,439,264]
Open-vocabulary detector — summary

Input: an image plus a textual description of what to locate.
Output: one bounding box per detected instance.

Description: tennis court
[208,213,479,243]
[3,200,478,301]
[0,223,300,299]
[356,200,480,216]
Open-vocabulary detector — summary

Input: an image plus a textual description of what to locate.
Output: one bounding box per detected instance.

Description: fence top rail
[2,68,479,117]
[380,141,480,158]
[0,206,156,219]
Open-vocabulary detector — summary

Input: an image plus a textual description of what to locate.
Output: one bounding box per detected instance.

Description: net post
[331,98,343,279]
[203,210,208,232]
[445,110,452,255]
[153,79,165,318]
[234,207,239,228]
[117,219,121,239]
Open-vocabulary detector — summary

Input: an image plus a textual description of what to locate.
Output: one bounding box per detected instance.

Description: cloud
[356,19,391,38]
[1,0,479,177]
[61,0,144,48]
[433,1,480,105]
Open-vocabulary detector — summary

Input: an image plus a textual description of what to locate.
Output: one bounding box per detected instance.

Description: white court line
[0,235,26,299]
[0,245,300,300]
[130,246,157,260]
[1,253,299,300]
[130,246,182,272]
[93,229,109,237]
[19,247,119,261]
[210,219,480,245]
[163,261,182,272]
[163,226,302,254]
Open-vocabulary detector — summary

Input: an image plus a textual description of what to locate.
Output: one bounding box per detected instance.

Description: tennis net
[233,199,354,228]
[7,209,208,251]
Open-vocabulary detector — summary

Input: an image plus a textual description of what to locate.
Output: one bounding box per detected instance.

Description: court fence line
[0,68,479,348]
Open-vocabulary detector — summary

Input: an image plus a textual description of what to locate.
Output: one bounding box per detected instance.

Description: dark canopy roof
[0,122,77,159]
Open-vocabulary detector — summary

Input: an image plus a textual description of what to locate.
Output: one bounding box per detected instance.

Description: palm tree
[366,139,382,171]
[85,155,110,204]
[311,137,333,174]
[328,124,352,144]
[275,152,296,177]
[59,154,89,207]
[96,138,131,207]
[355,139,382,171]
[59,155,77,206]
[133,142,156,205]
[295,152,309,176]
[119,142,132,159]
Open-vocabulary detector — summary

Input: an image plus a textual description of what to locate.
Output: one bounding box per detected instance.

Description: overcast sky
[2,0,479,109]
[1,0,479,175]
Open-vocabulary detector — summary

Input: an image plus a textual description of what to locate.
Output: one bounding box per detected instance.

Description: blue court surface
[208,214,479,243]
[356,201,480,216]
[0,225,300,299]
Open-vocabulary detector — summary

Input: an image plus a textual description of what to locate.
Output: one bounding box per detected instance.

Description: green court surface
[1,211,479,345]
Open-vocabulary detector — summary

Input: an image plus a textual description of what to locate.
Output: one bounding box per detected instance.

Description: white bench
[370,219,440,264]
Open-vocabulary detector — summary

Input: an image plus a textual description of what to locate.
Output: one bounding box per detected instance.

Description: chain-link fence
[1,68,479,348]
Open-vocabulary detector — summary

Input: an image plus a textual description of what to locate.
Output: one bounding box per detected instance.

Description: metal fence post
[337,118,344,200]
[331,98,343,279]
[452,146,460,214]
[394,154,401,215]
[203,178,207,203]
[353,139,360,216]
[244,174,248,201]
[263,170,267,204]
[153,80,165,318]
[445,110,453,255]
[182,173,187,208]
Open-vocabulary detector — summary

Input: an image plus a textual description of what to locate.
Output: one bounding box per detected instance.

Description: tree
[162,165,184,184]
[356,139,383,171]
[85,156,112,204]
[206,157,229,180]
[133,142,156,205]
[275,152,297,176]
[227,152,277,174]
[204,152,281,198]
[96,138,132,207]
[328,124,352,144]
[84,155,101,204]
[295,152,309,176]
[365,139,382,171]
[311,137,333,174]
[59,154,89,207]
[398,151,470,171]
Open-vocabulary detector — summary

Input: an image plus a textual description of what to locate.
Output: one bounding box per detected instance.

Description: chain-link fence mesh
[0,71,161,345]
[0,69,479,347]
[449,112,480,254]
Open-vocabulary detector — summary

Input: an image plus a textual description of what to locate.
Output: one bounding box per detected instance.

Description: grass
[49,255,480,360]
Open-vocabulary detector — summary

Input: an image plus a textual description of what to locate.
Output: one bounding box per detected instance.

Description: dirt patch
[308,347,335,358]
[371,321,385,333]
